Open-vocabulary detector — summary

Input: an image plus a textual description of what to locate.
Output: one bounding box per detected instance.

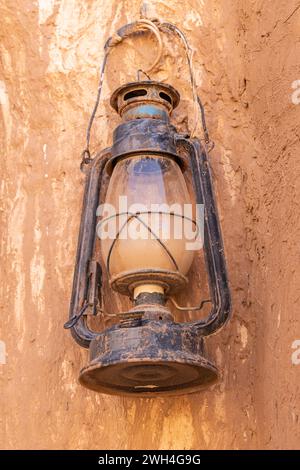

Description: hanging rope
[80,19,213,171]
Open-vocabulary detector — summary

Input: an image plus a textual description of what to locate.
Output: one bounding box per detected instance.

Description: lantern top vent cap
[110,80,180,117]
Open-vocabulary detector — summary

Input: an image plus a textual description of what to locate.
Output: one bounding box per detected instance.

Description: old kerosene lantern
[65,20,231,396]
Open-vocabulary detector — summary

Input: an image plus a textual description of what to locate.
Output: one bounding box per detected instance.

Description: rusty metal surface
[67,150,111,348]
[175,137,231,335]
[134,291,165,306]
[107,80,185,172]
[107,122,185,173]
[79,320,218,397]
[110,80,180,116]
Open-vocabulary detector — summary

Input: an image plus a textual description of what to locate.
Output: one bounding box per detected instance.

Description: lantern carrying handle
[80,19,214,170]
[80,19,163,170]
[175,136,231,335]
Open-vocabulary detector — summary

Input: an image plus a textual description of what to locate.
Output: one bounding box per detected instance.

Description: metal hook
[137,69,151,81]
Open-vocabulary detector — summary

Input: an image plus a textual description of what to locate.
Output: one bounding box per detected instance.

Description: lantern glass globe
[101,155,196,290]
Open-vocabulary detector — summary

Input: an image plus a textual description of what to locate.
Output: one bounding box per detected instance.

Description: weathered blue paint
[123,104,168,121]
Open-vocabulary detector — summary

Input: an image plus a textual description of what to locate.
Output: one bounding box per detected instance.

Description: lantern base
[79,321,219,397]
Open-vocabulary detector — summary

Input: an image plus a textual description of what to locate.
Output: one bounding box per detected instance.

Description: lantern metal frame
[68,127,231,346]
[65,20,231,396]
[65,81,231,396]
